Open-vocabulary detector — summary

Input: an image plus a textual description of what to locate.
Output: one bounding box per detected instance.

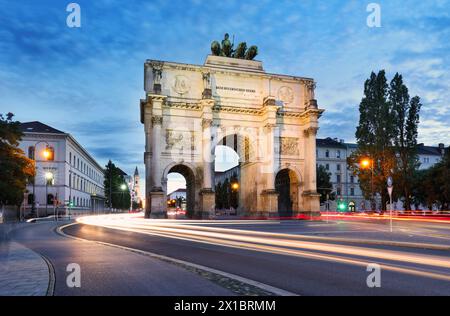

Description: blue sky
[1,0,449,194]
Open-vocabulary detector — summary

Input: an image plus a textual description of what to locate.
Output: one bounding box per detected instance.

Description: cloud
[0,0,449,184]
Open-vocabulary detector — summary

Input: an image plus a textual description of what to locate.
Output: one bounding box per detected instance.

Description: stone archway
[275,168,299,217]
[213,133,255,214]
[166,164,196,218]
[141,54,323,218]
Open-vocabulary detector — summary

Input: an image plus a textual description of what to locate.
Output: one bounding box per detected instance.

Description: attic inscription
[216,86,256,93]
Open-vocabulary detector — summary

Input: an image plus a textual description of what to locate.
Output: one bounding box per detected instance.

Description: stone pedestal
[199,189,215,219]
[302,191,321,217]
[260,190,278,217]
[149,191,166,219]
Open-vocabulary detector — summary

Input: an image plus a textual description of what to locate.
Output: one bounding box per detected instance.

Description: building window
[27,194,34,205]
[337,164,341,171]
[337,150,341,159]
[325,150,330,158]
[69,152,72,164]
[47,194,54,205]
[46,147,55,161]
[326,164,329,170]
[350,188,355,196]
[337,175,341,183]
[350,176,354,183]
[337,187,341,196]
[28,146,35,159]
[423,157,429,163]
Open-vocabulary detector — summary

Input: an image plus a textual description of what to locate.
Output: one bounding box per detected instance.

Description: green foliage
[316,165,335,203]
[104,160,131,210]
[0,113,35,207]
[349,70,397,210]
[390,73,422,210]
[412,150,450,210]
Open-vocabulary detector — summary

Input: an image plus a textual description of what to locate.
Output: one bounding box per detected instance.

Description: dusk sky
[1,0,449,194]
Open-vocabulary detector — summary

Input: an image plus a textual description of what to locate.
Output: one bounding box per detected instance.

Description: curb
[56,223,297,296]
[40,254,55,296]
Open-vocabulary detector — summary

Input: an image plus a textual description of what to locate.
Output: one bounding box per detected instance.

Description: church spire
[134,166,139,176]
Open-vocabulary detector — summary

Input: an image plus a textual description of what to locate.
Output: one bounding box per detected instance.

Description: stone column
[302,126,321,215]
[141,98,153,218]
[260,96,279,217]
[148,94,166,218]
[199,99,215,218]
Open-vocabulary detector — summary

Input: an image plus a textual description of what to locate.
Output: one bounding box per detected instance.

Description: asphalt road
[5,221,234,296]
[61,214,450,296]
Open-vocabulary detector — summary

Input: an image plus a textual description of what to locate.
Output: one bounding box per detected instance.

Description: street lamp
[360,158,375,211]
[31,141,51,219]
[45,172,54,217]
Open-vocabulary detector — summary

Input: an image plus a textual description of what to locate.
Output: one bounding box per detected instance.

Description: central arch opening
[214,133,253,215]
[167,164,195,218]
[275,168,299,217]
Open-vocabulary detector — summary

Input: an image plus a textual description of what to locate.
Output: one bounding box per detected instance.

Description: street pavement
[63,213,450,295]
[3,221,235,296]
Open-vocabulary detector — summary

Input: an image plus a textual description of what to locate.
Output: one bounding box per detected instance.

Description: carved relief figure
[165,130,195,151]
[202,72,211,90]
[172,75,190,95]
[280,137,299,155]
[278,86,294,105]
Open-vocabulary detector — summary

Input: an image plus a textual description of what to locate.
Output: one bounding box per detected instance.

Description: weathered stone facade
[141,55,324,218]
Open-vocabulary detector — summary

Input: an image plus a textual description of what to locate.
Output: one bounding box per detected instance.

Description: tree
[390,73,422,210]
[413,149,450,211]
[0,113,35,208]
[316,165,335,204]
[348,70,397,211]
[104,160,131,210]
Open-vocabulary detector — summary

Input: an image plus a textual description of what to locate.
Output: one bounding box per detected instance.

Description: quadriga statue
[245,45,258,60]
[211,41,221,56]
[210,34,258,60]
[233,42,247,59]
[221,33,233,57]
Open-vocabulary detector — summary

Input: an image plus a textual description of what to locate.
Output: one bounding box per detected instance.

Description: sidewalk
[0,237,50,296]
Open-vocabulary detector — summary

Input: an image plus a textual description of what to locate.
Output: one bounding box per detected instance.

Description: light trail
[75,213,450,282]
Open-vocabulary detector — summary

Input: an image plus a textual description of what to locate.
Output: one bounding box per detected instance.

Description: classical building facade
[141,55,324,218]
[18,122,106,216]
[316,137,447,211]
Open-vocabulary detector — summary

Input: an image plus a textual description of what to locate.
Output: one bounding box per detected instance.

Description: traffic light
[338,201,347,212]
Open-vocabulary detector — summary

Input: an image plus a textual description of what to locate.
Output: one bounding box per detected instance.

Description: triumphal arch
[141,40,324,219]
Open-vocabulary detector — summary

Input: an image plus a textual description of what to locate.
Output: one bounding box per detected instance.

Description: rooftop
[20,121,65,134]
[316,137,347,149]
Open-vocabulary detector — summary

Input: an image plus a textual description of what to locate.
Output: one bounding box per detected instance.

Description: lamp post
[108,183,128,213]
[31,141,51,220]
[361,158,375,211]
[45,172,54,217]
